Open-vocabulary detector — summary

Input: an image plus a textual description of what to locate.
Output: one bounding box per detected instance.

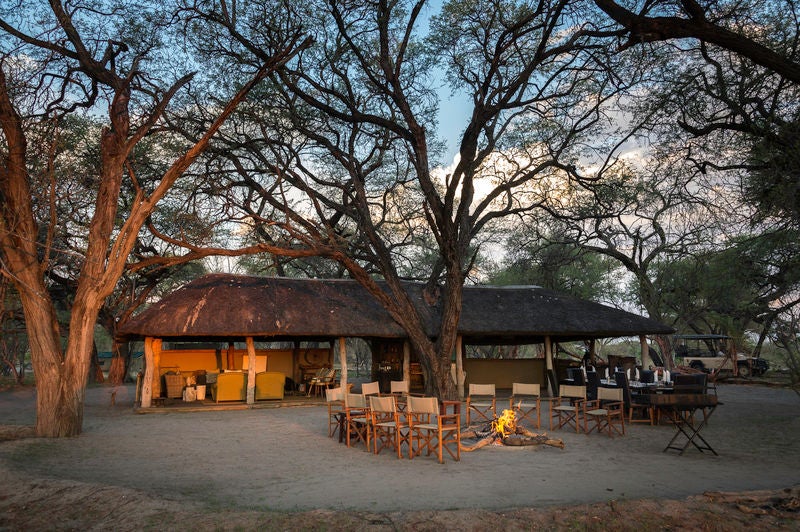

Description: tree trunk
[108,341,129,384]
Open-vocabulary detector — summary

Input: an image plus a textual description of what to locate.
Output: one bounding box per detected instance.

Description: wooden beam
[245,337,256,404]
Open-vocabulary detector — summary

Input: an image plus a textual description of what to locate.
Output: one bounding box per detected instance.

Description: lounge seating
[255,371,285,400]
[210,371,247,402]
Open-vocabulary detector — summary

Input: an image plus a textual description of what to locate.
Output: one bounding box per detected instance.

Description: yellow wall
[156,347,330,384]
[463,358,546,390]
[159,349,220,374]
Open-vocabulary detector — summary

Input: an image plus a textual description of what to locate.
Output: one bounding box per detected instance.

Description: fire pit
[460,409,565,451]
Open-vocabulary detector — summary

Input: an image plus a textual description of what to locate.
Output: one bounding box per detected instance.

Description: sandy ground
[0,383,798,530]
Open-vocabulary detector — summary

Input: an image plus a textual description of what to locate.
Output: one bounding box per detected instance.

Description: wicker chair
[163,373,184,399]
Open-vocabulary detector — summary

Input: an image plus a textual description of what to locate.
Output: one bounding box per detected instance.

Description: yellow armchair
[255,372,285,400]
[211,372,247,402]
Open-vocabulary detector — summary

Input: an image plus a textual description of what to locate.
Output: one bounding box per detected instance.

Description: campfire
[461,409,565,451]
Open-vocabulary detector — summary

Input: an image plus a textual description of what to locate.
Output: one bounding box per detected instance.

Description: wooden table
[650,394,719,455]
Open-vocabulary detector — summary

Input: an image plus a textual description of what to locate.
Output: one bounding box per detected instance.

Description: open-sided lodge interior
[117,274,673,408]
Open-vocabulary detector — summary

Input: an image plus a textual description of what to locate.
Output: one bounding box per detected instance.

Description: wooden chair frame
[509,383,541,429]
[369,395,409,459]
[466,383,496,426]
[325,387,345,438]
[407,396,461,463]
[345,393,371,450]
[550,384,586,433]
[584,387,625,437]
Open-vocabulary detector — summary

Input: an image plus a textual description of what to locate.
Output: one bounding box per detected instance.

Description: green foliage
[489,235,619,302]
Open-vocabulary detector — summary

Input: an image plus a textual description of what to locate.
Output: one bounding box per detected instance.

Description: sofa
[255,371,285,400]
[210,371,247,402]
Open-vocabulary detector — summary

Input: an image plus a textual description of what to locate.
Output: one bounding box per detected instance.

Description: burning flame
[492,409,517,438]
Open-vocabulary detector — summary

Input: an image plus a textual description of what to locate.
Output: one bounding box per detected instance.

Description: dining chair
[615,371,653,425]
[584,387,625,437]
[550,384,586,432]
[509,383,541,429]
[407,396,460,463]
[345,392,371,450]
[466,383,496,425]
[369,395,409,459]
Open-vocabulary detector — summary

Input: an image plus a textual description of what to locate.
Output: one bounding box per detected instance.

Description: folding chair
[407,396,460,463]
[325,386,345,438]
[466,383,496,425]
[369,395,409,459]
[584,387,625,437]
[549,384,586,433]
[509,383,541,429]
[345,393,371,450]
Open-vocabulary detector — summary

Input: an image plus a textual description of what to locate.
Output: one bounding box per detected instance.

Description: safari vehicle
[673,334,769,377]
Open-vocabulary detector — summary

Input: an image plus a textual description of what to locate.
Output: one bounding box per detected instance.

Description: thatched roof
[117,273,673,343]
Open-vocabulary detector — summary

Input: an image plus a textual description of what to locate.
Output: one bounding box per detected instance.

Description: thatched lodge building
[117,273,673,407]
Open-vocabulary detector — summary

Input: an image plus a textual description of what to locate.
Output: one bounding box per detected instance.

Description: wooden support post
[589,339,596,365]
[246,337,256,404]
[545,336,554,371]
[402,341,410,384]
[227,342,235,370]
[292,341,300,388]
[338,337,348,392]
[640,335,653,369]
[455,335,465,399]
[142,337,155,408]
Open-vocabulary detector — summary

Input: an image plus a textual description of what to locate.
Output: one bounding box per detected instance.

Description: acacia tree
[181,0,626,398]
[594,0,800,84]
[0,0,308,436]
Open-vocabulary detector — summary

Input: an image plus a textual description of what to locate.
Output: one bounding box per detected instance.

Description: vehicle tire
[689,361,705,372]
[737,364,751,378]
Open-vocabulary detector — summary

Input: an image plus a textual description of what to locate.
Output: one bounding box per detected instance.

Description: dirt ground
[0,383,798,531]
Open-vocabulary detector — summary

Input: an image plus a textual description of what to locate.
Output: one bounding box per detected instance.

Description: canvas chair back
[390,380,409,394]
[346,392,366,409]
[369,395,396,414]
[468,383,495,397]
[326,387,343,402]
[559,384,586,400]
[511,383,540,397]
[361,381,380,396]
[407,395,439,416]
[597,387,623,403]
